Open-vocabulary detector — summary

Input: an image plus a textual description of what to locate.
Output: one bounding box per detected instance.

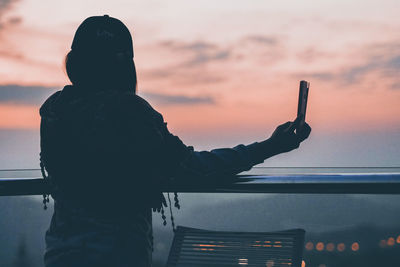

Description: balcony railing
[1,167,400,196]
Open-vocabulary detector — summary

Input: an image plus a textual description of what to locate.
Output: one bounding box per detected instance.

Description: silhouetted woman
[40,15,311,267]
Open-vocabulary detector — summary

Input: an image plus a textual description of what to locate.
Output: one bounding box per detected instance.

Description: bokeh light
[337,243,346,252]
[351,242,359,252]
[387,237,395,246]
[316,242,324,251]
[326,243,335,252]
[266,260,275,267]
[305,242,314,251]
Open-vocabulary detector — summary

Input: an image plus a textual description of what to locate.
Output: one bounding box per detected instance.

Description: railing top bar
[238,174,400,182]
[2,167,400,179]
[1,167,400,171]
[2,173,400,181]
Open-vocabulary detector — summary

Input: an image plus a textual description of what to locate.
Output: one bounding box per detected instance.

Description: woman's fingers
[287,117,301,132]
[277,121,292,131]
[297,123,311,141]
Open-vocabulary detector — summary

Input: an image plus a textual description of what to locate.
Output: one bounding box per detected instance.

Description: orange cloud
[0,104,39,129]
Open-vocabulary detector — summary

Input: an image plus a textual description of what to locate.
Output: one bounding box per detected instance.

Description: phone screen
[297,80,309,129]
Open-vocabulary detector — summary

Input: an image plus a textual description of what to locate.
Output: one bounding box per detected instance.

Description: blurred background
[0,0,399,266]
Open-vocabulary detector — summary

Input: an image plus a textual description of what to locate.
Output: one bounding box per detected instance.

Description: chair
[166,226,305,267]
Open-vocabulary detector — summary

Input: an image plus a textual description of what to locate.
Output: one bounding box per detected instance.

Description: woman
[40,15,311,267]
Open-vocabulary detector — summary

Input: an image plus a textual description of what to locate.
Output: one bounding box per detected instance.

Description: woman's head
[65,15,137,93]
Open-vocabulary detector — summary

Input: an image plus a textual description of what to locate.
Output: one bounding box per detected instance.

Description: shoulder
[114,92,164,125]
[39,90,62,117]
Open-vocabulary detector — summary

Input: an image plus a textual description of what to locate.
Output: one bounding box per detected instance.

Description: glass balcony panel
[1,168,400,266]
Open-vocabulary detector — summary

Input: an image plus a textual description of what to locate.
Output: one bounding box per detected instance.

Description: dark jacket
[40,85,266,267]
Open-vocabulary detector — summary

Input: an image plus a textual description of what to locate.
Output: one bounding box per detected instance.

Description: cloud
[339,51,400,86]
[0,84,215,106]
[141,40,231,85]
[160,40,232,68]
[0,84,59,105]
[184,50,230,67]
[308,72,335,81]
[294,40,400,88]
[296,47,336,64]
[0,48,23,59]
[160,36,281,65]
[386,55,400,70]
[235,34,285,65]
[160,40,217,52]
[0,0,22,58]
[0,0,22,31]
[6,15,20,24]
[340,62,379,84]
[143,35,284,86]
[243,35,279,46]
[140,66,227,86]
[0,0,15,14]
[141,91,215,106]
[296,56,400,86]
[391,83,400,90]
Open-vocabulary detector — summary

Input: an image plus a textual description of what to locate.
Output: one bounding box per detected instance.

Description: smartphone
[297,80,310,130]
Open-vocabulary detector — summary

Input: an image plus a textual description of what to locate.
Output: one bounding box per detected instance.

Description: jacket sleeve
[159,122,267,186]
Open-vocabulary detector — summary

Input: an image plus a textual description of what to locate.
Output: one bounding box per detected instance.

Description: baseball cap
[71,15,134,58]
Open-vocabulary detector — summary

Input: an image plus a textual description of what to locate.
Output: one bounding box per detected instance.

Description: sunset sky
[0,0,399,168]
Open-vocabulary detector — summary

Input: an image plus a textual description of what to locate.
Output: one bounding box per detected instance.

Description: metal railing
[1,167,400,196]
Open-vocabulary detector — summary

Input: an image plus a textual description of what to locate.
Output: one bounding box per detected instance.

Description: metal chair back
[166,226,305,267]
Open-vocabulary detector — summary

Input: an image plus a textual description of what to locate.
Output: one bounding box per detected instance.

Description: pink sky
[0,0,400,138]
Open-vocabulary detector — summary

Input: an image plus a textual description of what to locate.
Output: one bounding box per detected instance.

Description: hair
[65,50,137,93]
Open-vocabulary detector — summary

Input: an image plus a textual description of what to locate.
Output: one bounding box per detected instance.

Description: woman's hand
[268,117,311,155]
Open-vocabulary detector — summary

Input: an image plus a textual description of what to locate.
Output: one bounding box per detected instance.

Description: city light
[195,248,215,251]
[316,242,324,251]
[305,242,314,251]
[337,243,346,252]
[304,234,400,255]
[351,242,359,252]
[266,260,275,267]
[238,258,248,265]
[326,243,335,252]
[193,244,225,247]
